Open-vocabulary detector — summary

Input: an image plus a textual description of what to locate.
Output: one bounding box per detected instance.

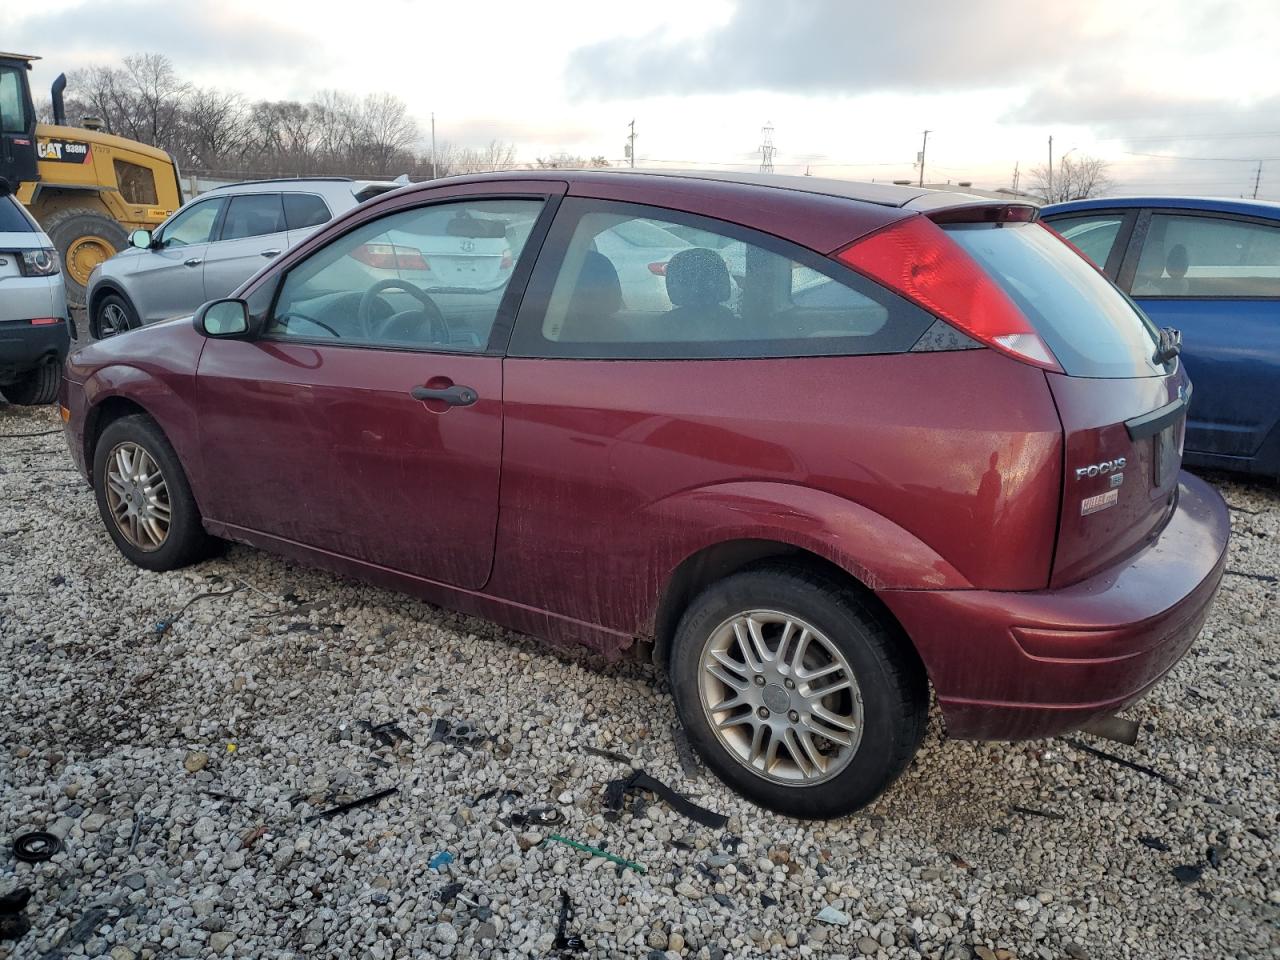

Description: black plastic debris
[509,806,563,828]
[604,770,728,829]
[0,888,31,941]
[1224,568,1278,583]
[304,787,397,823]
[475,788,523,805]
[1173,863,1203,883]
[1138,835,1172,852]
[361,720,411,748]
[721,834,743,853]
[671,838,695,852]
[671,724,703,779]
[438,882,465,906]
[583,746,632,765]
[552,888,585,953]
[431,718,482,746]
[1206,845,1223,869]
[13,831,62,863]
[1010,804,1065,821]
[1065,737,1182,790]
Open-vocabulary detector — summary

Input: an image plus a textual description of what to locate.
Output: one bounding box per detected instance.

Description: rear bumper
[880,471,1229,739]
[0,317,72,384]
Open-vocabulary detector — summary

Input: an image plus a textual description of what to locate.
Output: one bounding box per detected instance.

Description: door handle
[184,258,202,267]
[260,249,281,258]
[411,384,478,407]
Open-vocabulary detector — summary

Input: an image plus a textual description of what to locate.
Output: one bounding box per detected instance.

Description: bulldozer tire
[42,208,129,309]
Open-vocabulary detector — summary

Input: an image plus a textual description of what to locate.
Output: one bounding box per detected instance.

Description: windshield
[946,221,1163,378]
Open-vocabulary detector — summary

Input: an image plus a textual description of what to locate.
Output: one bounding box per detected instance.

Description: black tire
[40,207,129,309]
[0,360,60,406]
[92,292,140,340]
[669,563,928,819]
[92,414,212,571]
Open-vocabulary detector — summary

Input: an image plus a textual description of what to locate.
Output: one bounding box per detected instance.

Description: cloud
[565,0,1108,98]
[9,1,315,72]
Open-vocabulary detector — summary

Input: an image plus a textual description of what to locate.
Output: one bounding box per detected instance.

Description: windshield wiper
[1153,326,1182,365]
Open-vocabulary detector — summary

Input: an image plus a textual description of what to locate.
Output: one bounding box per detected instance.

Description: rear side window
[510,199,933,360]
[284,193,331,230]
[1047,214,1123,269]
[220,193,286,241]
[0,195,36,232]
[946,222,1162,379]
[1132,213,1280,298]
[114,160,158,205]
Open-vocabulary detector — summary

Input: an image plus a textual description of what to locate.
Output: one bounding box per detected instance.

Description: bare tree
[1030,154,1112,203]
[589,155,611,168]
[440,140,518,175]
[353,92,419,173]
[179,87,251,170]
[535,152,588,169]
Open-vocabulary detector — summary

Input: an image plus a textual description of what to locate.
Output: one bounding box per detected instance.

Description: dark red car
[60,171,1229,818]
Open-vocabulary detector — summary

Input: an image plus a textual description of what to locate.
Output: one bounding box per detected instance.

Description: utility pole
[627,119,636,168]
[759,122,776,173]
[917,129,931,187]
[1011,160,1020,195]
[1254,160,1263,199]
[1047,135,1053,201]
[430,113,437,180]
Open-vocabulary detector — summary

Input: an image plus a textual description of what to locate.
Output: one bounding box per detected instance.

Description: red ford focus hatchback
[60,171,1229,818]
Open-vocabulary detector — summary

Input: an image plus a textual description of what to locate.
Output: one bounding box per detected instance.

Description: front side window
[113,160,158,205]
[0,67,27,134]
[267,197,545,352]
[511,199,932,359]
[158,197,225,248]
[220,193,286,241]
[1132,213,1280,298]
[1047,214,1123,269]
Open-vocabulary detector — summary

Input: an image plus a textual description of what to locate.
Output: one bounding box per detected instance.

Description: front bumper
[880,471,1230,740]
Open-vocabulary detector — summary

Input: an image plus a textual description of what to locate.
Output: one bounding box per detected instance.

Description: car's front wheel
[92,414,212,571]
[669,563,928,819]
[92,292,140,340]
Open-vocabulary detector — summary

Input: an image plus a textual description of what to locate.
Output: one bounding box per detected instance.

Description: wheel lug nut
[788,710,799,723]
[753,676,766,686]
[757,707,770,720]
[784,678,795,690]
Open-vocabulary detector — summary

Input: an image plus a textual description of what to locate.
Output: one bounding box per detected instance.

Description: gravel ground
[1,400,1277,960]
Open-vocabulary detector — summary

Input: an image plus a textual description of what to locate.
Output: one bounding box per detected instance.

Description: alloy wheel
[104,442,171,551]
[698,609,864,785]
[98,302,131,338]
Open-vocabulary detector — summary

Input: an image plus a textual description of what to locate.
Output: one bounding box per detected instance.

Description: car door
[283,191,333,247]
[128,195,226,322]
[193,184,563,589]
[201,192,288,300]
[1117,209,1280,461]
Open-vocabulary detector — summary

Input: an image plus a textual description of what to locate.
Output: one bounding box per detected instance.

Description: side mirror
[130,229,153,249]
[194,298,251,338]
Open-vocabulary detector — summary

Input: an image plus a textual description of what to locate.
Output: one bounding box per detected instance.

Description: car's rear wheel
[92,293,139,340]
[93,415,212,571]
[0,360,60,406]
[669,563,928,818]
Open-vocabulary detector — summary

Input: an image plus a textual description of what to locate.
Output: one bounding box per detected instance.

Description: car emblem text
[1075,457,1126,481]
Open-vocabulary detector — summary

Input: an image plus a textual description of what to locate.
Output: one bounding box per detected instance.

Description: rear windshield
[946,221,1163,378]
[0,195,36,232]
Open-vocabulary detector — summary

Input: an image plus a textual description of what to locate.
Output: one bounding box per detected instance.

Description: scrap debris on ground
[2,401,1278,959]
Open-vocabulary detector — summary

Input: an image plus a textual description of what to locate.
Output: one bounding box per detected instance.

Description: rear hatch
[944,217,1185,587]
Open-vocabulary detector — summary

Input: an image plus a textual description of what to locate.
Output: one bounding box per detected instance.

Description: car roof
[395,168,994,210]
[1043,196,1280,220]
[206,177,399,200]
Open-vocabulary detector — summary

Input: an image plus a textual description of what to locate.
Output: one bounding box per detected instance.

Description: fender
[78,362,208,512]
[645,480,973,597]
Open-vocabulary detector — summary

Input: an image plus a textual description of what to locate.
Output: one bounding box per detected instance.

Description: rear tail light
[647,261,668,276]
[835,216,1062,372]
[351,243,429,271]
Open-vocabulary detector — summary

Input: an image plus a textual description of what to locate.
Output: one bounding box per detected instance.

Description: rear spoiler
[926,203,1039,225]
[1126,383,1191,441]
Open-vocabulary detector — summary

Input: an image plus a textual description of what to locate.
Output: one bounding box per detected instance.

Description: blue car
[1042,197,1280,480]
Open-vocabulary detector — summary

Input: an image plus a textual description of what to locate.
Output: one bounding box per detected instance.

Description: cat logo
[37,139,92,164]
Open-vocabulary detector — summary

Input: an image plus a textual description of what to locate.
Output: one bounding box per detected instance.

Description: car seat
[558,250,623,341]
[664,248,735,338]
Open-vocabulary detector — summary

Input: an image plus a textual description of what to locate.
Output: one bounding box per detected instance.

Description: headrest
[1166,244,1189,278]
[568,250,622,316]
[665,248,730,307]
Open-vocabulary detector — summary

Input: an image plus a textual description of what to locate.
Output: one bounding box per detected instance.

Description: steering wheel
[358,279,450,344]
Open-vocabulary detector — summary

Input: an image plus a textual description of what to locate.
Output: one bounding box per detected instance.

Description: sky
[9,0,1280,198]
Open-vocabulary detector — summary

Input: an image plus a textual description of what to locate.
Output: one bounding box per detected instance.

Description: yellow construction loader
[1,52,183,306]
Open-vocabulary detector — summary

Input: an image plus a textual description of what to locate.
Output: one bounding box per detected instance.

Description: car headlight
[20,248,60,277]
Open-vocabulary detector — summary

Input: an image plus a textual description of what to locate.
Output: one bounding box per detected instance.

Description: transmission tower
[758,122,775,174]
